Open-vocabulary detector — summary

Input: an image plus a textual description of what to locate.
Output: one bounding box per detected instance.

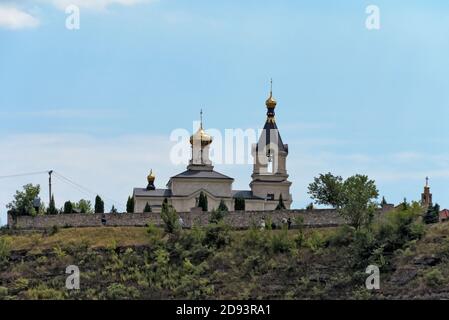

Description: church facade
[133,85,292,213]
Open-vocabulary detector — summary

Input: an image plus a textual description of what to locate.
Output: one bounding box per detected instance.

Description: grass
[1,227,151,252]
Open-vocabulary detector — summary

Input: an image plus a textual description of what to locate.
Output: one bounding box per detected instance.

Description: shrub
[24,285,64,300]
[198,192,208,212]
[203,221,231,249]
[94,195,105,214]
[49,225,59,236]
[143,202,152,213]
[424,269,445,288]
[305,230,326,253]
[106,283,139,300]
[0,237,11,263]
[209,208,227,224]
[234,197,245,211]
[327,225,356,247]
[63,201,73,214]
[126,196,134,213]
[270,229,294,253]
[217,200,228,212]
[160,203,180,234]
[0,286,8,300]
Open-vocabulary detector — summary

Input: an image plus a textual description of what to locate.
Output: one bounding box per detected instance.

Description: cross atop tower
[426,176,429,187]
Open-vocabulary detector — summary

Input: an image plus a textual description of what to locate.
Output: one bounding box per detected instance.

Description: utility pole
[48,170,53,204]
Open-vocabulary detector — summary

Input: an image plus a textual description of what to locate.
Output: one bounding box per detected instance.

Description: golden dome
[265,92,277,108]
[265,78,277,108]
[147,169,155,183]
[190,128,213,146]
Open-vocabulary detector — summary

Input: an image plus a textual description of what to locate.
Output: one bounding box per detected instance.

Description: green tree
[306,202,314,211]
[63,201,73,214]
[6,184,41,217]
[110,205,118,214]
[339,175,379,229]
[217,200,228,212]
[308,173,344,208]
[46,195,59,215]
[381,196,388,206]
[423,203,440,224]
[234,197,245,211]
[94,195,105,214]
[75,199,93,214]
[198,192,208,212]
[126,196,134,213]
[143,202,152,213]
[275,194,286,210]
[308,173,379,229]
[160,202,180,234]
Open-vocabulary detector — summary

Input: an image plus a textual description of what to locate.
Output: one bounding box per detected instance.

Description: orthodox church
[133,84,292,213]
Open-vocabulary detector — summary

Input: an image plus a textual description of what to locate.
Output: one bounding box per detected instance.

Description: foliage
[143,202,152,213]
[24,285,64,300]
[209,208,227,224]
[126,196,134,213]
[306,202,314,211]
[234,197,245,211]
[308,173,343,208]
[104,284,140,300]
[217,200,228,212]
[160,203,180,234]
[0,237,11,263]
[203,221,231,249]
[198,192,208,212]
[423,203,440,224]
[75,199,93,214]
[308,173,379,229]
[270,228,294,253]
[63,201,73,214]
[424,269,445,287]
[94,195,105,214]
[6,184,41,217]
[110,205,118,214]
[46,195,59,215]
[275,194,286,210]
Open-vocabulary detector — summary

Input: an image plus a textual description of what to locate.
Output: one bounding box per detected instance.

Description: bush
[424,269,445,288]
[105,284,140,300]
[24,285,64,300]
[0,286,8,300]
[209,208,227,224]
[49,225,59,236]
[270,229,294,253]
[234,197,245,211]
[327,225,356,247]
[203,221,231,249]
[160,203,180,234]
[63,201,73,214]
[0,237,11,263]
[304,230,326,253]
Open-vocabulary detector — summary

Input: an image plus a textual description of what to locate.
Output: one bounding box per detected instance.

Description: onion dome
[190,127,213,147]
[146,169,155,190]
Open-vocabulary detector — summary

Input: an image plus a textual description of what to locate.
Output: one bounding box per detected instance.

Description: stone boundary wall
[7,209,352,230]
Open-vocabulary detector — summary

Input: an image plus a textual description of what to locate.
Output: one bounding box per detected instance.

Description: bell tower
[250,80,292,209]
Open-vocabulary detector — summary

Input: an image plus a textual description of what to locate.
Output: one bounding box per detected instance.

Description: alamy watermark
[365,265,380,290]
[365,5,381,30]
[65,5,80,30]
[66,265,80,290]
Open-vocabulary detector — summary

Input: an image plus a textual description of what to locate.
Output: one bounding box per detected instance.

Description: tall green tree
[198,192,208,212]
[308,173,379,229]
[75,199,93,214]
[423,203,440,224]
[6,184,41,217]
[234,197,245,211]
[46,195,59,215]
[308,173,344,208]
[160,202,180,234]
[217,200,228,212]
[110,205,118,214]
[95,195,105,214]
[275,194,286,210]
[143,202,152,213]
[126,196,134,213]
[63,201,73,214]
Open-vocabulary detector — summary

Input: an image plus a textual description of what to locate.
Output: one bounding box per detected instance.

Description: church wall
[171,179,233,197]
[8,209,355,230]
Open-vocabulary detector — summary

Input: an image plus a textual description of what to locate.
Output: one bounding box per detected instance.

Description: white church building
[133,85,292,213]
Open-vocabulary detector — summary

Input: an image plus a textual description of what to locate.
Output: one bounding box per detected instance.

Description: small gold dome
[147,169,155,183]
[266,92,277,108]
[190,128,213,146]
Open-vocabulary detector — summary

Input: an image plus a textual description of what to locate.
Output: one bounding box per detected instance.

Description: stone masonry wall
[8,209,349,230]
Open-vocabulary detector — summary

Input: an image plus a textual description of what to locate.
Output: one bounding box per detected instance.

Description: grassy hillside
[0,213,448,300]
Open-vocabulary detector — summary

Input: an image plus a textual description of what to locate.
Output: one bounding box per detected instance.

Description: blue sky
[1,0,449,224]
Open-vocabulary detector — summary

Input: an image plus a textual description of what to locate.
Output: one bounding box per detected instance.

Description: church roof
[232,190,265,200]
[256,120,288,153]
[133,188,172,197]
[170,169,234,180]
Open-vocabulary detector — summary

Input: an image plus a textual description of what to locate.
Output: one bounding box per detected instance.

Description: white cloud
[0,5,39,29]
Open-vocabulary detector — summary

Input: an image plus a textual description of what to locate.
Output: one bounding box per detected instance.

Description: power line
[0,171,49,180]
[53,171,125,209]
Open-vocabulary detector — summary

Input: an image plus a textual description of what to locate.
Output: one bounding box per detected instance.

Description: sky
[1,0,449,225]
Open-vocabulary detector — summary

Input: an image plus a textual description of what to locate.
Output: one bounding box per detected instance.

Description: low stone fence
[8,209,347,230]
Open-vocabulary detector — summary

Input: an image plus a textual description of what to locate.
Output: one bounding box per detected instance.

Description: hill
[0,214,448,300]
